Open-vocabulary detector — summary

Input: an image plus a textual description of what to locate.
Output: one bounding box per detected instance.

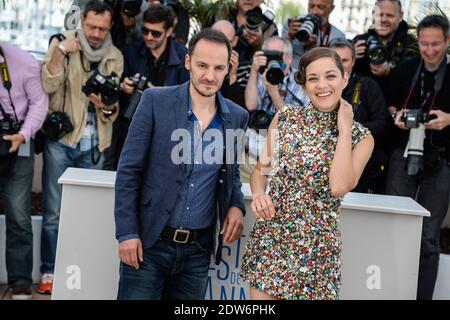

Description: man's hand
[287,19,302,41]
[121,73,139,95]
[354,39,366,60]
[425,109,450,131]
[243,27,263,49]
[119,238,143,269]
[88,93,116,112]
[229,50,239,85]
[370,61,390,77]
[394,109,408,130]
[251,51,267,73]
[2,133,25,153]
[59,37,81,55]
[221,207,244,244]
[303,34,318,50]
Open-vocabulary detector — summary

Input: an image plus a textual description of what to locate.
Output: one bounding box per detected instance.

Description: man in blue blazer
[114,28,249,300]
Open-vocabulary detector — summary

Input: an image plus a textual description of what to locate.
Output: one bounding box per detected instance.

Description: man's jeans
[41,139,104,274]
[386,148,450,300]
[117,229,213,300]
[0,142,34,285]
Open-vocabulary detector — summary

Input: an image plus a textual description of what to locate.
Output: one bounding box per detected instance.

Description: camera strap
[319,23,331,47]
[0,46,20,126]
[403,55,447,112]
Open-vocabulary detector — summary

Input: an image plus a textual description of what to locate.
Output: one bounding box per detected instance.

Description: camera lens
[266,61,284,85]
[296,20,315,42]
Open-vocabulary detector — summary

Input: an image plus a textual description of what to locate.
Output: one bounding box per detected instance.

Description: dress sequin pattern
[240,104,370,300]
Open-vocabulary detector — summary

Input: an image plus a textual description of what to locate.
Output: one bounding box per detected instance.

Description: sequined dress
[240,104,370,300]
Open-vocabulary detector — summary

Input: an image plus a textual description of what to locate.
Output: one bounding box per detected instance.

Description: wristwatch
[391,110,397,120]
[57,44,68,57]
[101,107,116,116]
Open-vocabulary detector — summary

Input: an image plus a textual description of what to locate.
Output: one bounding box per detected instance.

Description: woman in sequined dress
[240,48,374,300]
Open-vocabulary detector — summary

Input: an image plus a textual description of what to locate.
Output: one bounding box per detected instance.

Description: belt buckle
[173,229,190,244]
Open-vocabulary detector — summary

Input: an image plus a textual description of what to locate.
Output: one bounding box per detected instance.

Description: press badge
[18,140,31,157]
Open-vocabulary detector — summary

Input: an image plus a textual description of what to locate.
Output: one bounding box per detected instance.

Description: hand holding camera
[354,39,366,60]
[243,27,263,49]
[229,50,240,84]
[0,116,21,155]
[287,19,302,41]
[1,133,25,153]
[251,51,267,73]
[424,109,450,131]
[122,73,140,95]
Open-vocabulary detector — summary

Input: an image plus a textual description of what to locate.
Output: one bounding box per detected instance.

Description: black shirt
[145,40,170,87]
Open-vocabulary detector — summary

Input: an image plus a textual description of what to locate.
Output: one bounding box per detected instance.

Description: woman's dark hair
[295,47,345,85]
[417,15,450,38]
[83,0,114,20]
[188,28,232,63]
[143,3,176,30]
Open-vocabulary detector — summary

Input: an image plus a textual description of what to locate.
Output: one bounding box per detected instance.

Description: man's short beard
[192,80,217,97]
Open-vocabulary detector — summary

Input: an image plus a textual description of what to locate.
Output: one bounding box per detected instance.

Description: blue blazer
[114,82,249,264]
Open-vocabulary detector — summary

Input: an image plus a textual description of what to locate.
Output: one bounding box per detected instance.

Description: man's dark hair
[83,0,115,20]
[143,4,176,30]
[328,37,356,61]
[188,29,232,62]
[417,15,450,38]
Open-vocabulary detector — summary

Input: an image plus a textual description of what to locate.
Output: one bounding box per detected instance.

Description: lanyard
[319,23,332,47]
[0,46,20,125]
[402,56,447,112]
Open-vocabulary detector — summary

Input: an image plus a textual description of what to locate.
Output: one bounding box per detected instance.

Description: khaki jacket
[42,30,124,152]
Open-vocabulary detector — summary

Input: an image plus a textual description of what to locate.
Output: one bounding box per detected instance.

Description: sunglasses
[141,26,164,38]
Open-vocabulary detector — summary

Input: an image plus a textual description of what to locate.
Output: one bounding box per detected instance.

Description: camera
[258,50,285,85]
[123,75,150,120]
[82,70,120,106]
[366,34,389,65]
[0,116,20,156]
[294,13,321,42]
[121,0,142,17]
[401,109,434,129]
[42,112,74,141]
[245,6,264,30]
[236,7,275,48]
[401,109,436,176]
[249,109,275,130]
[105,0,142,18]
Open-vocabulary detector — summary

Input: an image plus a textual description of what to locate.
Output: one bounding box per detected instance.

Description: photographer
[40,0,123,295]
[385,15,450,300]
[353,0,418,95]
[212,20,245,108]
[0,45,48,300]
[113,3,189,169]
[108,0,144,52]
[242,36,309,182]
[216,0,277,96]
[282,0,345,69]
[329,38,390,194]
